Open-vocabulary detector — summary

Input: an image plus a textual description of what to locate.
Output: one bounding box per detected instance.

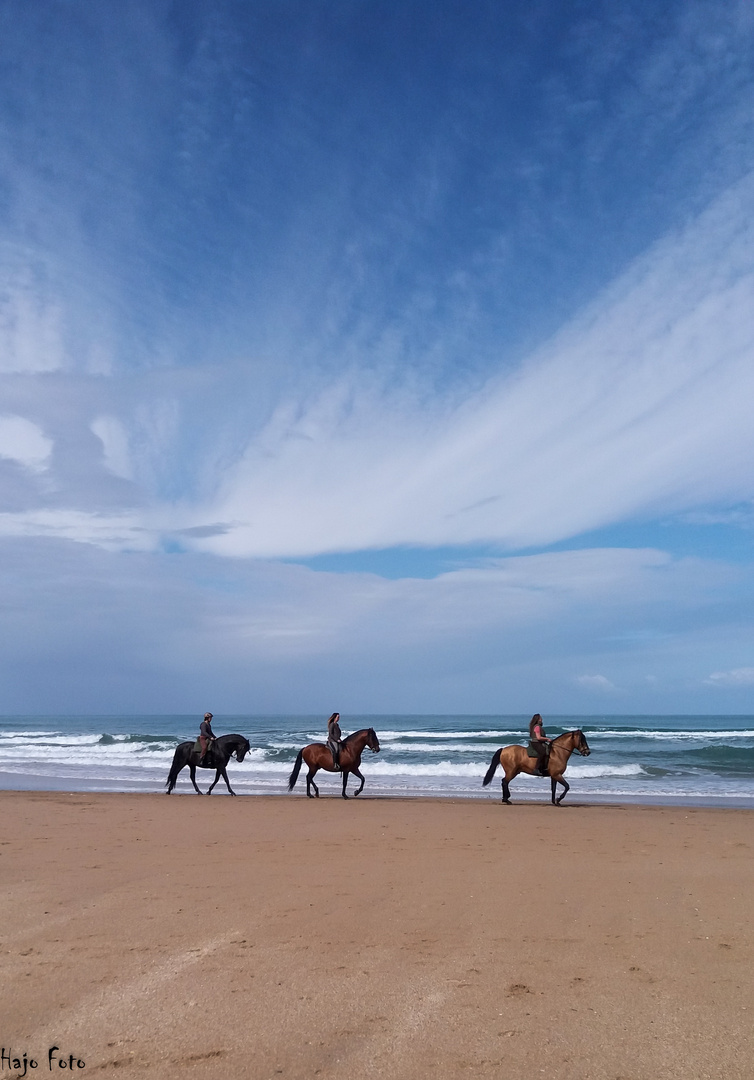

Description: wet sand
[1,791,752,1079]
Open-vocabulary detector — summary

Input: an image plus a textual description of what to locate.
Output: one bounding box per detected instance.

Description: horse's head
[235,738,251,762]
[575,730,591,756]
[366,728,380,753]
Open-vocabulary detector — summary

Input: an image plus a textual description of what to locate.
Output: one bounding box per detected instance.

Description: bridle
[551,730,590,756]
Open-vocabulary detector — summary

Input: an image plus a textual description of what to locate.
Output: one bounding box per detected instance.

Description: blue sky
[1,0,753,714]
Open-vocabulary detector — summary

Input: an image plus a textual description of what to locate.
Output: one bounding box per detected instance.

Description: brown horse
[482,730,591,804]
[288,728,380,799]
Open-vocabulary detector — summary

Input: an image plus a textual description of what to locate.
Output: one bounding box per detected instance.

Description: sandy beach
[1,791,752,1079]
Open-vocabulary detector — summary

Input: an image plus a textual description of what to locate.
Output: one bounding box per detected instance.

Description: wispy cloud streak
[188,176,754,558]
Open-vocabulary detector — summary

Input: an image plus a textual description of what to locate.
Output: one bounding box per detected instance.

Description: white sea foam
[588,729,754,740]
[562,763,646,778]
[247,760,648,779]
[378,729,521,741]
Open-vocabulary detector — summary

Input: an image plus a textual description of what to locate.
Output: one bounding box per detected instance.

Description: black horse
[166,733,251,795]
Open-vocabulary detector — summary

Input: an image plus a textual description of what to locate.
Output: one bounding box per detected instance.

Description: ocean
[0,714,753,805]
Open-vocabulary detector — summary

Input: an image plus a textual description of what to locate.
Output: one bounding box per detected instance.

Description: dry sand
[1,791,752,1079]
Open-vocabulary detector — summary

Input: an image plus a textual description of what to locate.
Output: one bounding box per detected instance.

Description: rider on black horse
[199,712,217,765]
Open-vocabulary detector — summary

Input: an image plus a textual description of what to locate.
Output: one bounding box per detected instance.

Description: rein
[549,731,588,756]
[341,729,378,753]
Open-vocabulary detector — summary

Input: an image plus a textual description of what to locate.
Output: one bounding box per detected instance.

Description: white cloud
[181,174,754,560]
[0,415,53,472]
[0,537,746,712]
[0,509,152,550]
[0,177,753,562]
[573,674,618,692]
[91,415,133,479]
[704,667,754,687]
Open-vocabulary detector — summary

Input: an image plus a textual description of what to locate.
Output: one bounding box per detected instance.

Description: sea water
[0,715,752,805]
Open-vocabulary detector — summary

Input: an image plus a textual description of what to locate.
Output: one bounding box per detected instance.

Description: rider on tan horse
[528,713,552,776]
[483,728,591,804]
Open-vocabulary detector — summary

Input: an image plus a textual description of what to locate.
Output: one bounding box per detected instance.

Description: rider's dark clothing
[327,716,342,770]
[199,718,216,761]
[529,720,550,775]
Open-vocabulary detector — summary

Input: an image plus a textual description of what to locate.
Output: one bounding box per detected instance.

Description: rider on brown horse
[326,712,342,771]
[529,713,552,775]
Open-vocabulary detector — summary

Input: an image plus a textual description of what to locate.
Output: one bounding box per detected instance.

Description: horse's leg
[307,768,319,798]
[555,775,569,805]
[189,764,203,794]
[208,768,235,795]
[351,767,365,796]
[502,765,519,804]
[341,770,349,799]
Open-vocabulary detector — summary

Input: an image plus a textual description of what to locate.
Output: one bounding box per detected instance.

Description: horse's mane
[342,727,371,744]
[551,729,581,743]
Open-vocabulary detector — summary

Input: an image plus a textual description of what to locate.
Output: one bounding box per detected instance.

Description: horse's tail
[288,749,304,791]
[166,747,183,794]
[482,748,502,787]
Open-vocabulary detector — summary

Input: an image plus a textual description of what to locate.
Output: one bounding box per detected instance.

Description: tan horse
[287,728,380,799]
[482,730,590,804]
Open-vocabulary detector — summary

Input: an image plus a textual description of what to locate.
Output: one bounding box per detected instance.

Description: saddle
[527,741,550,773]
[192,738,216,765]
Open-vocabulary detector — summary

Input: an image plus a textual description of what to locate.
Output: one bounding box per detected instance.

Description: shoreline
[3,715,752,810]
[2,775,754,809]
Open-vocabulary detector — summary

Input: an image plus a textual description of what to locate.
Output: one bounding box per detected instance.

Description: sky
[1,0,753,715]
